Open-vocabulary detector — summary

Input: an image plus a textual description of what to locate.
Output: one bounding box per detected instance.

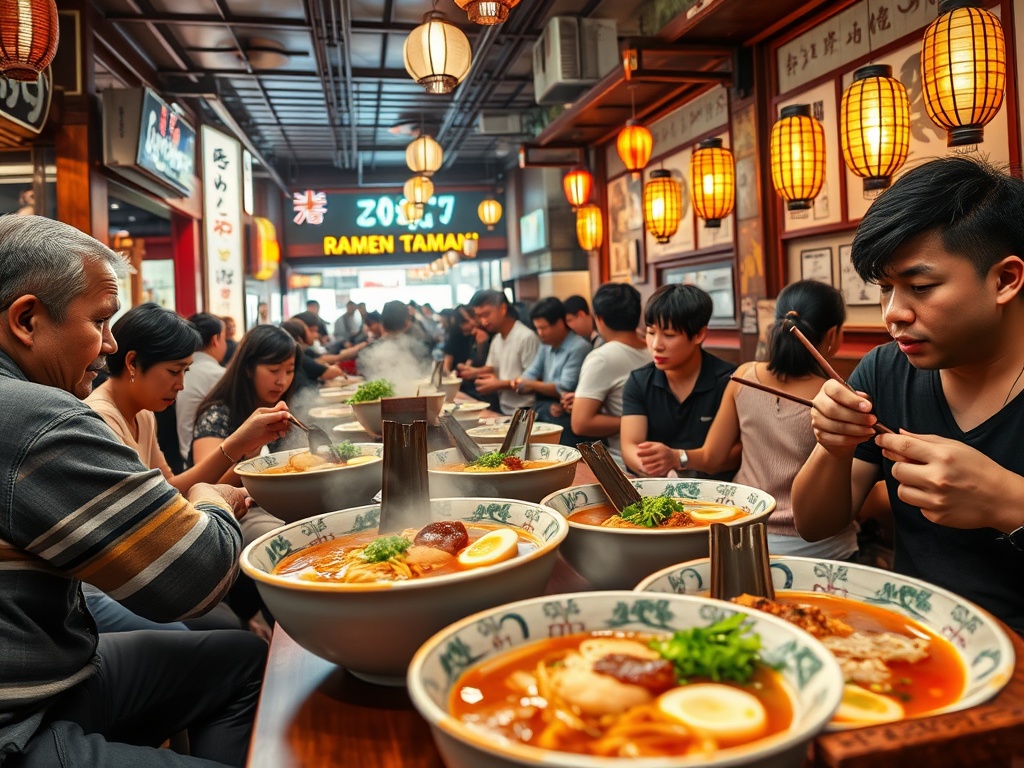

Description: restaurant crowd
[0,156,1022,765]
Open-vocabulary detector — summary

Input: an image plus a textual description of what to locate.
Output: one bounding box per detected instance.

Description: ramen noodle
[259,452,380,474]
[568,501,747,529]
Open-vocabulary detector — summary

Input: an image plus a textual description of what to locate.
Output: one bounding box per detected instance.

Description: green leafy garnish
[362,535,412,563]
[620,496,685,527]
[648,612,764,684]
[469,450,511,468]
[329,441,360,462]
[348,379,395,403]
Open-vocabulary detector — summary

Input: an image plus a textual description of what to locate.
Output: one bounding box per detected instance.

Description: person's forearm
[530,381,559,399]
[169,435,245,493]
[792,444,856,541]
[571,411,620,438]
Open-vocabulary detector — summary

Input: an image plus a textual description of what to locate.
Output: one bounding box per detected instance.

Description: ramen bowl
[540,479,775,590]
[234,444,383,522]
[467,421,562,445]
[350,392,446,436]
[307,404,353,429]
[419,376,462,402]
[428,444,581,503]
[409,591,843,768]
[241,497,569,684]
[442,401,490,424]
[636,555,1016,728]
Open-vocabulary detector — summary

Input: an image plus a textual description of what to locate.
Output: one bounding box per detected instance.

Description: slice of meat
[733,594,853,638]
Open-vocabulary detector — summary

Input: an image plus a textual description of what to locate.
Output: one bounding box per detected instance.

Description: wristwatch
[678,449,689,470]
[1000,523,1024,552]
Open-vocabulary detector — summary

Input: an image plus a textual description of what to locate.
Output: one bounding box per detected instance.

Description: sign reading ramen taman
[285,189,506,259]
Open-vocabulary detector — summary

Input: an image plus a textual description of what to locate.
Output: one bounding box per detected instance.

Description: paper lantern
[478,198,502,230]
[404,11,472,95]
[462,236,479,258]
[616,120,653,178]
[921,0,1005,149]
[400,199,423,223]
[689,138,735,228]
[0,0,59,82]
[575,203,603,251]
[643,170,682,244]
[403,175,434,206]
[770,104,825,211]
[406,135,444,176]
[840,65,911,197]
[454,0,520,25]
[563,167,592,209]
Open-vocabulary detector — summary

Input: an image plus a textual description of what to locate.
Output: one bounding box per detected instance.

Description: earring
[129,372,135,383]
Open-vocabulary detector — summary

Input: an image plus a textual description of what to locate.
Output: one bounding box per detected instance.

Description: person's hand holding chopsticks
[808,378,887,457]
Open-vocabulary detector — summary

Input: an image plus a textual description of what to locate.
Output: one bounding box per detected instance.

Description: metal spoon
[287,414,339,461]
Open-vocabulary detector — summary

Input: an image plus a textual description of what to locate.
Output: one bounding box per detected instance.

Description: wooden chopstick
[730,376,814,407]
[787,325,895,434]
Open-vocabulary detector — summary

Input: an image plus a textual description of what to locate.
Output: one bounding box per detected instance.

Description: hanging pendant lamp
[462,236,479,258]
[404,175,434,207]
[406,135,444,176]
[769,104,826,211]
[478,197,502,230]
[404,11,472,95]
[643,170,682,244]
[576,203,603,251]
[617,120,653,179]
[454,0,520,25]
[689,138,735,229]
[562,167,593,210]
[921,0,1005,149]
[841,64,911,197]
[400,199,424,223]
[0,0,60,82]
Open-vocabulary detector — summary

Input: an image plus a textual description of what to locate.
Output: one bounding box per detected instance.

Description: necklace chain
[1003,361,1024,408]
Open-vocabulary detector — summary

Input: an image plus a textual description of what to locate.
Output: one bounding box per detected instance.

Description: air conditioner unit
[477,111,524,135]
[532,16,618,106]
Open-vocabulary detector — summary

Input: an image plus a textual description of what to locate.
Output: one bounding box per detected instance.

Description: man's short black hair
[563,295,590,316]
[381,300,410,332]
[364,310,381,325]
[853,157,1024,282]
[529,297,567,326]
[306,299,320,310]
[643,284,713,338]
[592,283,641,332]
[187,312,224,348]
[469,289,508,310]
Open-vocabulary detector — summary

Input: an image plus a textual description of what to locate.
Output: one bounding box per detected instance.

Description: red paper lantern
[562,167,593,209]
[0,0,59,82]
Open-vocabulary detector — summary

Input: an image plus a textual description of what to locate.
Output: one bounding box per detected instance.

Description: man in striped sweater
[0,216,287,766]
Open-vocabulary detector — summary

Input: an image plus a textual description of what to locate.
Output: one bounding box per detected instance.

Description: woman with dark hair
[682,280,858,559]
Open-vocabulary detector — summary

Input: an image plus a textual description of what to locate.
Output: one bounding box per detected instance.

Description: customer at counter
[620,284,736,479]
[0,214,267,766]
[792,157,1024,636]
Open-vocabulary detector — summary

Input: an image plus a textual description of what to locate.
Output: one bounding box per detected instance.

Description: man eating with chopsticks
[792,157,1024,637]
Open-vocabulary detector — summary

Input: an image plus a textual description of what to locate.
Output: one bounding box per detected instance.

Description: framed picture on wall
[800,247,833,285]
[662,261,736,327]
[839,244,881,306]
[607,174,644,279]
[628,238,646,283]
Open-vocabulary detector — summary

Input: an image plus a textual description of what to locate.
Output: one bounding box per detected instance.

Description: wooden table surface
[246,446,1024,768]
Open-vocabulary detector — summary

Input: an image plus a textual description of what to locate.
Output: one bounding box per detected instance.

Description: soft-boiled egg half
[833,683,905,725]
[344,455,380,466]
[687,505,742,522]
[457,529,519,568]
[658,684,768,744]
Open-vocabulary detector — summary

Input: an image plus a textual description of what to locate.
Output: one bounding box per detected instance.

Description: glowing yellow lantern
[403,11,472,95]
[406,135,444,176]
[462,236,479,258]
[403,175,434,206]
[400,199,423,223]
[575,203,603,251]
[921,0,1005,149]
[643,170,682,244]
[841,64,911,197]
[770,104,825,211]
[689,138,735,228]
[478,197,502,230]
[616,120,653,179]
[454,0,520,25]
[562,167,592,209]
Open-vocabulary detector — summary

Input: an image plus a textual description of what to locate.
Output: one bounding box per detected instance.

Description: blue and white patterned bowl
[540,479,776,590]
[408,591,844,768]
[240,497,568,685]
[428,444,581,503]
[636,556,1016,727]
[234,444,383,523]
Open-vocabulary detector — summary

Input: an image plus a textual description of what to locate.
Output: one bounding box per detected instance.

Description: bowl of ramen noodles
[467,421,563,445]
[418,376,462,403]
[540,479,775,590]
[350,392,446,437]
[234,443,383,522]
[240,496,569,684]
[636,556,1016,730]
[408,590,844,768]
[442,401,490,424]
[428,444,581,503]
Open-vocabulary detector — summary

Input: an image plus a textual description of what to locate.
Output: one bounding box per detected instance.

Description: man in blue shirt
[514,297,592,446]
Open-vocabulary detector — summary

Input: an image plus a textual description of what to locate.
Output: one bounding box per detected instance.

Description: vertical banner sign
[201,126,245,332]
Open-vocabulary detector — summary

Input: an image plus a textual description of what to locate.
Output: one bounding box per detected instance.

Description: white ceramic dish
[442,402,490,424]
[467,421,563,445]
[428,444,581,504]
[351,393,446,437]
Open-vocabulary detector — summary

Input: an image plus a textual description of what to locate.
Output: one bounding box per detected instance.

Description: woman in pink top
[683,280,859,560]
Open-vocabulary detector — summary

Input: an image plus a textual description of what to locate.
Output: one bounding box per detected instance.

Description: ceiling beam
[105,12,312,30]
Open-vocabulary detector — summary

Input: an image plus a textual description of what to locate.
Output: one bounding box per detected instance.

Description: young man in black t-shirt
[792,157,1024,635]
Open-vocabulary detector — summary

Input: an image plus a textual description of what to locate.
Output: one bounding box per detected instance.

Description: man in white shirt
[571,283,650,466]
[177,313,227,463]
[460,290,540,414]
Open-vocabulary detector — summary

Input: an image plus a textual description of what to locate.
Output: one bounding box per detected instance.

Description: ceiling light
[406,135,444,176]
[462,236,479,258]
[0,0,59,82]
[841,64,910,198]
[478,198,502,230]
[404,175,434,206]
[643,170,682,244]
[769,104,825,211]
[689,138,735,228]
[563,167,593,210]
[243,37,289,69]
[576,203,603,251]
[617,120,653,179]
[404,11,472,95]
[454,0,520,25]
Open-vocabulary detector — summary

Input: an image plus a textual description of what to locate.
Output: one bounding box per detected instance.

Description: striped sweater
[0,351,243,756]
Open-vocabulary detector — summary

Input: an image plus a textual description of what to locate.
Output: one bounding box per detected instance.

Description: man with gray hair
[0,215,269,766]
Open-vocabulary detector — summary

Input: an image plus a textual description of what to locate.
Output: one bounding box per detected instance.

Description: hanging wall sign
[202,126,245,333]
[0,68,52,134]
[136,89,195,196]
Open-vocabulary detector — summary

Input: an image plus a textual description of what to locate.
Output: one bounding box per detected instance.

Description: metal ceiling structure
[90,0,643,189]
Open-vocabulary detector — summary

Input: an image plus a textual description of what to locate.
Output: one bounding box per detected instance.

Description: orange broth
[450,631,793,758]
[272,524,540,582]
[779,591,965,717]
[568,501,748,528]
[435,460,557,473]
